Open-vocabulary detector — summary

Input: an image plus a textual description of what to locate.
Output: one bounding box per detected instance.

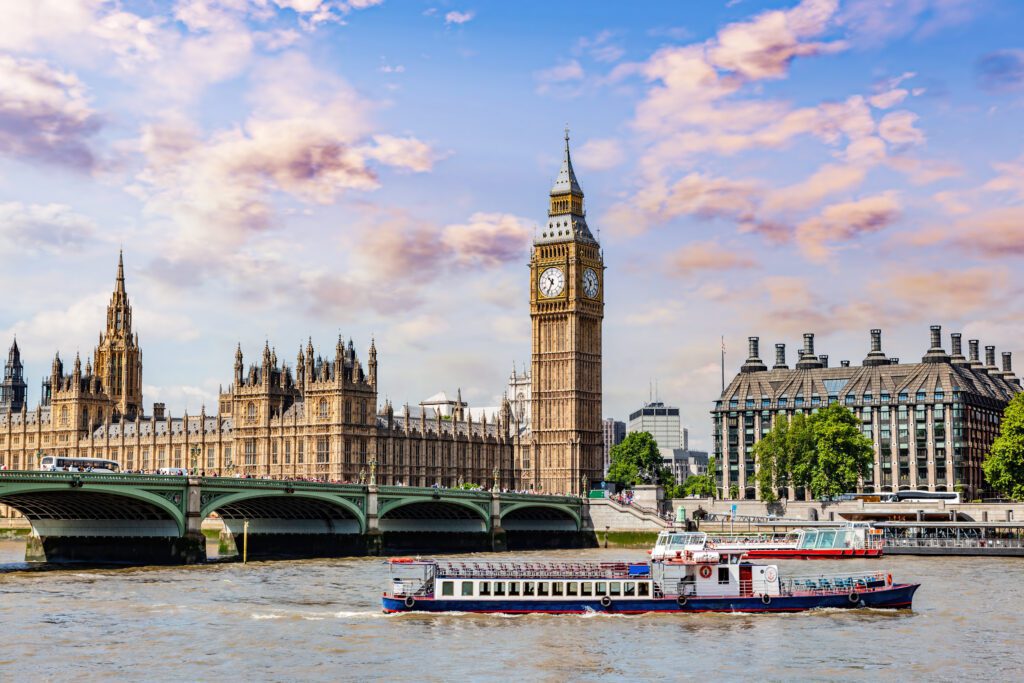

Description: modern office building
[602,418,625,475]
[628,401,685,449]
[712,327,1021,499]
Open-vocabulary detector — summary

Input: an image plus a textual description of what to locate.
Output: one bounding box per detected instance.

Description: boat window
[638,583,650,597]
[730,554,741,565]
[461,582,474,597]
[441,581,454,597]
[719,554,728,564]
[609,582,621,596]
[624,583,636,597]
[524,582,536,596]
[508,582,521,596]
[800,530,817,549]
[552,583,564,596]
[718,567,730,584]
[479,581,491,596]
[581,582,593,597]
[537,582,549,597]
[493,581,505,596]
[566,583,578,596]
[595,582,607,595]
[818,530,837,549]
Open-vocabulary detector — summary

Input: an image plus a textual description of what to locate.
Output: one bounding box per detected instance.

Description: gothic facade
[0,135,604,497]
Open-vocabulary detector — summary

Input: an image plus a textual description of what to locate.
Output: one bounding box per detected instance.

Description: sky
[1,0,1023,451]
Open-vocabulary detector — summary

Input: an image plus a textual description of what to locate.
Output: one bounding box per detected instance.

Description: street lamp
[190,445,200,475]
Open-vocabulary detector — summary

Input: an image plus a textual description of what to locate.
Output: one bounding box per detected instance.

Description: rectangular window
[523,582,535,596]
[638,583,650,597]
[595,582,607,595]
[284,441,291,465]
[566,583,578,596]
[271,441,279,465]
[718,567,730,584]
[224,446,232,466]
[537,583,549,597]
[441,581,454,597]
[508,582,520,597]
[296,441,303,464]
[479,582,490,596]
[461,582,474,597]
[493,581,505,596]
[158,446,166,468]
[624,583,636,597]
[245,439,256,466]
[580,582,593,597]
[317,437,329,464]
[173,446,182,468]
[552,583,564,596]
[609,582,622,596]
[207,447,215,470]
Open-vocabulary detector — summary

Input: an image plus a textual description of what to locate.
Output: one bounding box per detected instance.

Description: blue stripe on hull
[382,584,919,614]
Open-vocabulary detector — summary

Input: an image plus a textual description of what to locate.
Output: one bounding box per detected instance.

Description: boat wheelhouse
[382,549,917,614]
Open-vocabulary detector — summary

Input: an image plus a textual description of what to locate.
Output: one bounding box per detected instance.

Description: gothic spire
[550,126,583,197]
[540,127,595,245]
[116,249,125,295]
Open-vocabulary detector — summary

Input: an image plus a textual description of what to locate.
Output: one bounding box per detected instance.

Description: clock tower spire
[526,130,604,495]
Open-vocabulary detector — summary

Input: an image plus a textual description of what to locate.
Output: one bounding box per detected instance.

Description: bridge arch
[0,483,186,536]
[201,490,366,533]
[378,498,490,533]
[500,502,580,531]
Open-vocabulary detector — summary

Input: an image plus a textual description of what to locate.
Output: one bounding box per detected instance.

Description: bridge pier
[490,492,507,552]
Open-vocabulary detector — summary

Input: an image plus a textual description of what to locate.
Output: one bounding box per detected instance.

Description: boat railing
[433,560,646,580]
[781,570,890,596]
[885,537,1024,549]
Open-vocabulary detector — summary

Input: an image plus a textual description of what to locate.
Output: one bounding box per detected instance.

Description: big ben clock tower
[527,130,604,495]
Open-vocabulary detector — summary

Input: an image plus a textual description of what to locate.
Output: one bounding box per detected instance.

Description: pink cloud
[0,56,101,170]
[952,207,1024,258]
[795,192,902,263]
[878,110,925,146]
[667,240,757,276]
[441,212,532,268]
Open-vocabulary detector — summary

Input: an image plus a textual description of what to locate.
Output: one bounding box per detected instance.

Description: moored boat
[652,524,885,561]
[381,541,917,615]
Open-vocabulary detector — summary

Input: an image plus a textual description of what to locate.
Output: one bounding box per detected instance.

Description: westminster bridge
[0,472,589,564]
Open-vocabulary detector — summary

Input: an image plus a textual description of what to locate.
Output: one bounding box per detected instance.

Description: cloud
[951,207,1024,258]
[839,0,979,46]
[666,241,756,276]
[878,110,925,146]
[0,202,97,254]
[765,163,868,213]
[0,56,101,169]
[444,10,474,25]
[709,0,846,80]
[983,157,1024,199]
[869,88,908,109]
[441,212,532,268]
[795,192,901,262]
[575,138,625,171]
[0,0,99,52]
[535,60,584,89]
[577,30,624,64]
[976,50,1024,93]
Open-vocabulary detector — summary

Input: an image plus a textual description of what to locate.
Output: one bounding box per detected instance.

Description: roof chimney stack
[969,340,982,368]
[985,345,998,373]
[841,360,851,367]
[818,355,829,368]
[740,336,768,373]
[923,324,950,363]
[796,333,824,369]
[773,343,788,370]
[863,328,889,366]
[950,333,968,366]
[1003,352,1020,387]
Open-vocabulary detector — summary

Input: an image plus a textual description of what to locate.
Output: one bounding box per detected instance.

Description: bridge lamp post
[190,445,200,476]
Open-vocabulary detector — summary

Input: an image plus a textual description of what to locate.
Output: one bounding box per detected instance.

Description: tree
[807,404,873,499]
[787,412,817,493]
[753,417,788,502]
[983,393,1024,500]
[606,432,668,487]
[682,456,716,498]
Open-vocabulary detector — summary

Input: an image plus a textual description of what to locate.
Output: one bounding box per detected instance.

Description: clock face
[538,267,565,297]
[583,268,599,298]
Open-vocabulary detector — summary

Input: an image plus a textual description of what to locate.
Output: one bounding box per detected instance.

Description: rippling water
[0,540,1020,681]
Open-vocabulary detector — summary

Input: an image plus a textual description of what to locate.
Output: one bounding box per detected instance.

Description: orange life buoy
[699,565,713,579]
[391,557,415,564]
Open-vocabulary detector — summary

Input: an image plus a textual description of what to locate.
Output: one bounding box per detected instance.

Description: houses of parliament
[0,135,605,496]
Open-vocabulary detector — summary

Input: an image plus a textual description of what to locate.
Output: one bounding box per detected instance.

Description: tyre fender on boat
[404,595,416,609]
[761,593,771,606]
[677,595,687,608]
[600,596,612,608]
[848,592,860,604]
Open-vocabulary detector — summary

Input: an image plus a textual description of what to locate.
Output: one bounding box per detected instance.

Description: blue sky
[2,0,1023,450]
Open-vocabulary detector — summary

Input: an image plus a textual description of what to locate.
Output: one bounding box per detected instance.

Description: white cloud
[0,203,98,254]
[445,10,475,25]
[576,138,625,171]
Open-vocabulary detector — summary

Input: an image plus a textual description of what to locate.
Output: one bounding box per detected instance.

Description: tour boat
[652,526,884,562]
[381,541,917,615]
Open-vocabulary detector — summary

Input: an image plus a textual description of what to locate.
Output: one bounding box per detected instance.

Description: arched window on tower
[319,399,328,418]
[247,402,256,421]
[60,406,68,426]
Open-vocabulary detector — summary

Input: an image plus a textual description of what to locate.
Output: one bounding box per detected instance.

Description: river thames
[0,541,1020,682]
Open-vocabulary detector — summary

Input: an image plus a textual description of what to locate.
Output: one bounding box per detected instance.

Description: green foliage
[729,483,739,499]
[787,412,816,490]
[606,432,668,486]
[753,418,788,502]
[806,403,874,499]
[983,393,1024,500]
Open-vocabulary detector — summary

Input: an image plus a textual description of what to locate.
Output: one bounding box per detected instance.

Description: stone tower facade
[93,251,143,420]
[0,339,27,415]
[525,131,604,495]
